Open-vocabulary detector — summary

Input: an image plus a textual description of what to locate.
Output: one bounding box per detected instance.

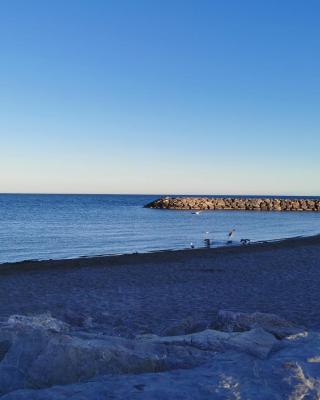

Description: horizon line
[0,192,320,198]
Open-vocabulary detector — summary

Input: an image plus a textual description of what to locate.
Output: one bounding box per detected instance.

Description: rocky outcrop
[145,197,320,211]
[0,312,318,399]
[0,314,209,394]
[214,310,306,339]
[138,327,278,359]
[7,314,70,333]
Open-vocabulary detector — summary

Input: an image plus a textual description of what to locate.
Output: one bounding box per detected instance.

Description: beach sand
[1,235,320,399]
[1,234,319,335]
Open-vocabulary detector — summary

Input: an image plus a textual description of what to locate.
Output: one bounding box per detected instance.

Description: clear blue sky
[1,0,319,195]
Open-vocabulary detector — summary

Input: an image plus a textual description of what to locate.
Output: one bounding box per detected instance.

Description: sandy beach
[1,235,320,399]
[1,234,320,334]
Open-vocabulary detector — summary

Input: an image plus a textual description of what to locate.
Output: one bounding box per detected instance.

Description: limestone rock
[0,316,208,394]
[7,314,70,333]
[1,313,320,399]
[161,316,208,336]
[3,331,320,400]
[215,310,306,339]
[139,327,278,359]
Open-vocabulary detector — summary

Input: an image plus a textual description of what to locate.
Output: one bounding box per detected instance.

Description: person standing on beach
[227,229,235,243]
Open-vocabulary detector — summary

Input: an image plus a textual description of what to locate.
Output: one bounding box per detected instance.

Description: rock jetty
[145,197,320,211]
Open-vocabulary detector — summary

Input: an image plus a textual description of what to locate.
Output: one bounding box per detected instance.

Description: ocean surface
[1,194,320,264]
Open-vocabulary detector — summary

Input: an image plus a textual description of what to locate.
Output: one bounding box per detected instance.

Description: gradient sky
[1,0,319,195]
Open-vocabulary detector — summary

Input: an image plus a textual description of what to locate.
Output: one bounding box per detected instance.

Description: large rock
[139,327,278,359]
[0,315,209,394]
[214,310,306,339]
[7,314,69,333]
[1,313,320,399]
[3,331,320,400]
[161,316,208,336]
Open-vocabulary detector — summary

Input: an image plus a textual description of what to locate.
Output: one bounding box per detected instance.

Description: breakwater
[145,197,320,211]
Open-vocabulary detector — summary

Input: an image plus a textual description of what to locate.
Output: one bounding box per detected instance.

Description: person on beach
[204,232,211,248]
[227,229,235,243]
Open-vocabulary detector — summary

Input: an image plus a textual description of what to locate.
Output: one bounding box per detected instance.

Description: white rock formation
[0,312,319,399]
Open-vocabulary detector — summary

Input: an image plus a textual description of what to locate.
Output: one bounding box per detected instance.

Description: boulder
[140,327,278,359]
[0,315,209,394]
[161,316,208,336]
[7,314,69,333]
[214,310,306,339]
[2,313,320,399]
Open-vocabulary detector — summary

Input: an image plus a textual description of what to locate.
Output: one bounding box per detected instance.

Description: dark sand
[1,235,320,335]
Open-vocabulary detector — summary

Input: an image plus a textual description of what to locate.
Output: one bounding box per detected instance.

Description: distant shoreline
[1,233,320,273]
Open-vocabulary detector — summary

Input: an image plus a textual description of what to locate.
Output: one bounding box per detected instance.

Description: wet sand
[1,235,320,335]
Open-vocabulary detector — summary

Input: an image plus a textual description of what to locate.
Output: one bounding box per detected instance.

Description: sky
[0,0,319,195]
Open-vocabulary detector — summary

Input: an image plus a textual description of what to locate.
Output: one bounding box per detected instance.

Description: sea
[0,194,320,264]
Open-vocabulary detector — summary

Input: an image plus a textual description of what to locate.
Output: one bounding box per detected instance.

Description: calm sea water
[0,194,320,264]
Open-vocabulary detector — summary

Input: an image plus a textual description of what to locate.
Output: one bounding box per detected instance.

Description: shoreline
[1,232,320,273]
